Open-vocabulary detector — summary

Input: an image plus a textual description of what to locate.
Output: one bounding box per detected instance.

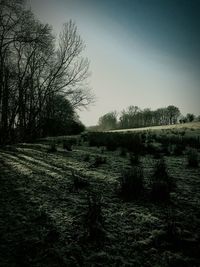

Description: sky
[29,0,200,126]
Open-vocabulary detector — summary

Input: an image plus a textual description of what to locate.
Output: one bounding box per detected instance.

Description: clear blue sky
[29,0,200,125]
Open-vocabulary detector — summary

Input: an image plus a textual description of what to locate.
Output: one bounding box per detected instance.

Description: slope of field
[0,136,200,266]
[109,121,200,133]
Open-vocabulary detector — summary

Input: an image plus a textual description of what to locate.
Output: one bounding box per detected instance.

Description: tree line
[0,0,93,144]
[98,105,198,131]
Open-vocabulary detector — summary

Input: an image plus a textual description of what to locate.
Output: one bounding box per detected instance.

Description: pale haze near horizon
[29,0,200,126]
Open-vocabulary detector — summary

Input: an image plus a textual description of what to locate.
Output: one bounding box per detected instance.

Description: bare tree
[102,105,182,130]
[167,105,180,124]
[49,21,94,108]
[98,111,118,130]
[0,1,94,144]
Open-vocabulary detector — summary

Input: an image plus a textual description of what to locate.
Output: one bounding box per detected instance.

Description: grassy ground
[109,121,200,133]
[0,131,200,266]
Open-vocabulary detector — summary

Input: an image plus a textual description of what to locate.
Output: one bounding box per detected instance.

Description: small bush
[150,158,175,201]
[145,142,159,155]
[119,167,144,200]
[187,148,198,168]
[63,140,72,151]
[161,144,171,156]
[90,155,106,168]
[84,194,105,244]
[77,138,82,146]
[180,130,185,136]
[106,142,117,151]
[153,158,174,188]
[173,144,184,156]
[164,209,181,245]
[153,159,167,178]
[71,170,90,191]
[81,132,88,142]
[83,154,90,162]
[47,142,57,153]
[100,147,105,154]
[153,151,162,159]
[129,153,140,165]
[151,181,170,202]
[119,147,127,157]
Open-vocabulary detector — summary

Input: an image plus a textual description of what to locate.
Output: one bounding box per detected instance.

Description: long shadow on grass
[0,162,66,267]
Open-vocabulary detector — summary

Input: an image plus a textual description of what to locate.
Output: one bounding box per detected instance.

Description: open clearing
[0,127,200,266]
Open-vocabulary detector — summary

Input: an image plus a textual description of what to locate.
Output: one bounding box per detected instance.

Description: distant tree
[98,105,184,130]
[119,109,129,129]
[142,108,153,127]
[179,115,186,124]
[166,105,180,124]
[98,111,118,130]
[127,106,141,128]
[119,106,140,128]
[155,108,168,125]
[186,113,195,122]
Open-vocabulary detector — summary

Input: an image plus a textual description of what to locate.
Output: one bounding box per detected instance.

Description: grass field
[0,126,200,266]
[109,121,200,133]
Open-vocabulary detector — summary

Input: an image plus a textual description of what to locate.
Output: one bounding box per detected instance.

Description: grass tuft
[150,158,175,202]
[187,148,199,168]
[47,142,57,153]
[119,166,144,200]
[90,155,106,168]
[129,153,140,165]
[84,193,105,244]
[71,170,90,191]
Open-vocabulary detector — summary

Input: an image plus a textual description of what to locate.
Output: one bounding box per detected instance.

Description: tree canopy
[0,0,93,144]
[98,105,182,130]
